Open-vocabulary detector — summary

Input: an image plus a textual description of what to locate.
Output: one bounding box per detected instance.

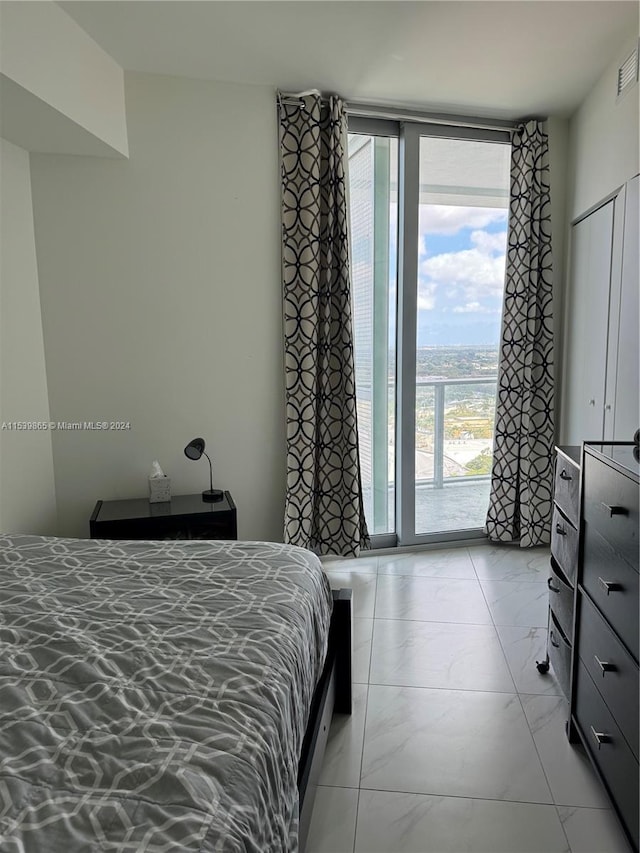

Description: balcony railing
[357,374,498,535]
[415,376,497,489]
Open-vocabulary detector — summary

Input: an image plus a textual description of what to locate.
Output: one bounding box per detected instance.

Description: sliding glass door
[348,119,511,545]
[413,135,510,535]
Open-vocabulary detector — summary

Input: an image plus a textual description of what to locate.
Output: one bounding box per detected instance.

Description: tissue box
[148,476,171,504]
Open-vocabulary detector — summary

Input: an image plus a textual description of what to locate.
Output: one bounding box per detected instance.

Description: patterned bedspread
[0,534,333,852]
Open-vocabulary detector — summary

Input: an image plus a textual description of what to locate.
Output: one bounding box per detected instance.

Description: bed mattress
[0,534,333,852]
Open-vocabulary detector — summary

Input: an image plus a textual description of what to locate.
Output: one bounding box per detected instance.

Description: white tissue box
[148,476,171,503]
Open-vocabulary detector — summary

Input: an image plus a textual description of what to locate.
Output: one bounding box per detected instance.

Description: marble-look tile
[497,626,563,696]
[369,619,515,692]
[469,544,550,581]
[353,617,373,684]
[520,694,611,809]
[480,580,549,627]
[319,682,368,788]
[322,554,379,574]
[557,806,632,853]
[374,575,492,624]
[360,685,552,803]
[377,548,476,579]
[324,570,377,619]
[355,790,569,853]
[306,785,358,853]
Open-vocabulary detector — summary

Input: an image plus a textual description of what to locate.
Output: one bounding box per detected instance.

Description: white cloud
[453,301,482,313]
[420,245,506,298]
[417,281,436,310]
[470,229,507,254]
[453,301,501,315]
[419,205,507,238]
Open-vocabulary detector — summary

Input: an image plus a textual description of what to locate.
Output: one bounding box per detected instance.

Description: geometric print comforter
[0,534,333,852]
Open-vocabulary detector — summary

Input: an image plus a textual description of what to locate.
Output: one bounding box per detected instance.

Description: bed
[0,534,351,852]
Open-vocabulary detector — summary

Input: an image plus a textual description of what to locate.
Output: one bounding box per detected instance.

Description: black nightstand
[90,492,237,541]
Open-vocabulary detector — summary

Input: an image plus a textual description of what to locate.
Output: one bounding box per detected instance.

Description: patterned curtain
[278,92,369,556]
[485,120,554,548]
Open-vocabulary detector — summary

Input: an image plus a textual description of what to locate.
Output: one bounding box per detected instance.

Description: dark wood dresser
[569,443,639,852]
[539,446,581,696]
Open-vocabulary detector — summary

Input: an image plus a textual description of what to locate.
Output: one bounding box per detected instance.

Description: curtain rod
[347,102,519,135]
[278,89,324,107]
[278,93,524,135]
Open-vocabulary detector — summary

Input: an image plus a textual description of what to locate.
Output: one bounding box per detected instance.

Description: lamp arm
[203,450,214,493]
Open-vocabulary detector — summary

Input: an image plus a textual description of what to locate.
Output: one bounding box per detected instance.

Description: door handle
[590,726,610,749]
[594,655,615,676]
[598,577,622,595]
[601,503,628,517]
[547,577,560,594]
[559,468,572,481]
[555,523,566,536]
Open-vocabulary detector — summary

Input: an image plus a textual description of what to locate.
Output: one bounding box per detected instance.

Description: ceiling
[58,1,639,119]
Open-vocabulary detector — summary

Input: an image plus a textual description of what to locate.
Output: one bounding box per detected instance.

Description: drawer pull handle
[547,577,560,594]
[559,469,572,481]
[598,577,622,595]
[555,523,566,536]
[594,655,615,676]
[600,503,628,517]
[550,630,560,649]
[590,726,610,750]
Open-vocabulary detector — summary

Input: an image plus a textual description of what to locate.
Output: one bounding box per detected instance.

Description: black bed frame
[297,588,352,850]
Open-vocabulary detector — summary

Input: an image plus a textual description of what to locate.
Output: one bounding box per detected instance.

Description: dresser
[538,446,581,697]
[570,443,639,852]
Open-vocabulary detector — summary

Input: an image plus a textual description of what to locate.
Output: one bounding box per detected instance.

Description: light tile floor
[307,544,632,853]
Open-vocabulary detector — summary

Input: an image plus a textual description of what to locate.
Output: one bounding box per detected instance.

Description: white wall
[0,1,128,157]
[558,35,640,443]
[30,73,285,540]
[0,138,57,534]
[566,35,639,220]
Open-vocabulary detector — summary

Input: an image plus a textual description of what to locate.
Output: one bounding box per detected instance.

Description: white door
[612,175,639,440]
[563,200,614,444]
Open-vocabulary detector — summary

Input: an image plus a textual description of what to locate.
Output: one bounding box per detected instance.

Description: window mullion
[396,123,420,546]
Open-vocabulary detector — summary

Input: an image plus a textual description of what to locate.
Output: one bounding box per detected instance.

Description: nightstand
[90,492,237,540]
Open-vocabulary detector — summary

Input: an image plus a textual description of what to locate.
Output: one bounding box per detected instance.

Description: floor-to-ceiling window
[348,118,511,546]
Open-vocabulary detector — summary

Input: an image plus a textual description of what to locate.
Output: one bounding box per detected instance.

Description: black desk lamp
[184,437,224,501]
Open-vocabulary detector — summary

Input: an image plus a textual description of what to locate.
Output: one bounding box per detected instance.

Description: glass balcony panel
[348,133,397,536]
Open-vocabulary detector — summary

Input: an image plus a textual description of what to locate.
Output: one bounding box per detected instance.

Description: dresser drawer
[574,661,639,851]
[548,610,571,699]
[548,558,574,641]
[582,524,639,661]
[554,455,580,528]
[550,505,578,587]
[583,452,639,572]
[578,592,639,759]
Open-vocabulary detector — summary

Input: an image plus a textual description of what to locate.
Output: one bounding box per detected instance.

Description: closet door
[563,200,614,444]
[611,175,639,440]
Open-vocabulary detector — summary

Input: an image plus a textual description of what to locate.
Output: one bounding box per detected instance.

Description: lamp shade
[184,437,223,502]
[184,437,205,460]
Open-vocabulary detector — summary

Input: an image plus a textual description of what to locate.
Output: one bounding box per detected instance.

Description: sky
[390,204,509,348]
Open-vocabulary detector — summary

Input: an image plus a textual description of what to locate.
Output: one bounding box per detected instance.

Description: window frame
[347,115,512,548]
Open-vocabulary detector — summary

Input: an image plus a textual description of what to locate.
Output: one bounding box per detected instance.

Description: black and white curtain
[486,119,555,548]
[278,91,369,556]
